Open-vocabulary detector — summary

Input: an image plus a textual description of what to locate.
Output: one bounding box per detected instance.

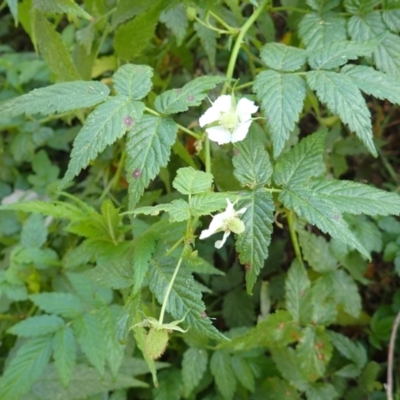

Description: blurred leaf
[8,315,64,337]
[52,326,76,387]
[210,351,236,400]
[182,348,208,397]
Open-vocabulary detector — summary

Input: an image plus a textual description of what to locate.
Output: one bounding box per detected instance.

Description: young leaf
[148,257,227,341]
[125,116,178,208]
[29,292,83,318]
[299,12,347,50]
[8,315,64,337]
[253,70,306,157]
[235,190,274,294]
[33,0,92,20]
[160,4,188,46]
[172,167,214,195]
[210,351,236,400]
[72,313,106,375]
[341,64,400,104]
[113,64,154,100]
[52,326,76,387]
[273,130,326,187]
[154,76,225,114]
[260,43,307,72]
[306,0,340,12]
[306,70,376,156]
[182,347,208,397]
[0,336,53,399]
[62,96,145,185]
[0,81,109,118]
[232,133,272,188]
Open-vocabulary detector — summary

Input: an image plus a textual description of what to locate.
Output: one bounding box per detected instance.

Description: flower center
[220,111,239,131]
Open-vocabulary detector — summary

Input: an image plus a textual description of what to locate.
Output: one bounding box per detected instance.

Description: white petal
[199,95,232,127]
[199,228,214,239]
[237,207,247,215]
[215,231,231,249]
[236,97,258,119]
[206,126,232,145]
[231,120,251,143]
[199,214,225,239]
[212,95,233,113]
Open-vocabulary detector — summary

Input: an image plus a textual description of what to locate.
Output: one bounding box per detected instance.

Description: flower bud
[145,328,170,360]
[186,6,197,21]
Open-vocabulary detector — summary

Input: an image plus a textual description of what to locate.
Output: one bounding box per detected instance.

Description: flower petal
[206,126,232,145]
[236,97,258,119]
[231,120,251,143]
[199,95,232,127]
[215,231,231,249]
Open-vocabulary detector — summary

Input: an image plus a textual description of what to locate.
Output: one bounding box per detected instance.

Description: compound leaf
[172,167,214,195]
[182,348,208,397]
[210,351,236,400]
[260,43,307,72]
[113,64,153,100]
[30,293,85,319]
[52,326,76,387]
[8,315,64,337]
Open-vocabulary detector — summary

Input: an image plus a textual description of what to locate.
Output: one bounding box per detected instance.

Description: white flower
[199,199,247,249]
[199,95,258,145]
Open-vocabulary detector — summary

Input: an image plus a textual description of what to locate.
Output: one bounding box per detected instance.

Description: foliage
[0,0,400,399]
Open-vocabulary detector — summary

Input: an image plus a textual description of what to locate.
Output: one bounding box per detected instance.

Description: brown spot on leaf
[124,116,134,127]
[132,169,141,179]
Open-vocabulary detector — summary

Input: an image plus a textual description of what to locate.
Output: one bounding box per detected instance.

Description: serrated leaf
[344,0,380,14]
[190,192,238,217]
[279,186,369,258]
[149,257,226,341]
[328,330,367,369]
[222,288,256,328]
[308,179,400,216]
[285,259,312,323]
[155,76,225,114]
[210,351,236,400]
[172,167,214,195]
[113,64,153,100]
[253,70,306,157]
[21,213,47,248]
[261,377,300,400]
[341,64,400,104]
[52,326,76,387]
[306,383,337,400]
[125,116,178,208]
[86,261,134,290]
[306,0,340,12]
[72,313,106,375]
[0,81,109,118]
[321,270,362,317]
[182,348,208,397]
[231,355,255,392]
[32,10,80,82]
[273,130,326,187]
[260,43,307,72]
[236,190,274,294]
[0,336,53,399]
[308,39,378,70]
[33,0,92,20]
[29,292,83,318]
[62,96,145,185]
[131,199,190,222]
[306,70,376,156]
[382,9,400,33]
[296,328,332,381]
[8,315,64,337]
[194,22,217,67]
[160,4,188,46]
[299,12,347,50]
[310,278,338,325]
[232,132,272,188]
[153,369,181,400]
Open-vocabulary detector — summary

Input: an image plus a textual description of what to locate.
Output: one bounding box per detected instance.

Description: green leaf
[359,361,380,391]
[308,39,378,70]
[253,70,306,157]
[344,0,380,14]
[285,259,312,323]
[306,70,376,156]
[310,278,338,326]
[0,336,53,399]
[321,270,362,317]
[52,326,76,387]
[299,12,347,50]
[21,214,47,248]
[236,190,274,294]
[231,355,255,392]
[306,383,337,400]
[8,315,64,337]
[210,351,236,400]
[6,0,18,23]
[260,377,300,400]
[194,22,217,67]
[296,327,332,381]
[190,192,238,217]
[382,9,400,33]
[155,76,225,114]
[222,288,256,328]
[307,179,400,216]
[128,199,190,222]
[306,0,340,12]
[341,64,400,104]
[153,369,181,400]
[114,1,165,60]
[260,43,307,72]
[149,257,227,341]
[160,4,188,46]
[0,81,109,118]
[232,133,272,188]
[62,96,145,185]
[273,130,326,187]
[33,0,92,20]
[125,116,178,208]
[113,64,154,100]
[72,313,106,375]
[29,292,83,318]
[32,10,80,82]
[182,348,208,397]
[172,167,214,195]
[328,330,367,370]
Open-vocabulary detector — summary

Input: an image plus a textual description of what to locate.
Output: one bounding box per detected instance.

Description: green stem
[286,210,304,265]
[159,254,184,325]
[268,6,309,13]
[208,10,238,33]
[205,136,211,173]
[222,0,270,94]
[194,16,231,34]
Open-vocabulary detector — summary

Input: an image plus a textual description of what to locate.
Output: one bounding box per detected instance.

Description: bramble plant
[1,0,400,399]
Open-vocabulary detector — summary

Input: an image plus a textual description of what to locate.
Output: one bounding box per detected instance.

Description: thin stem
[194,16,231,35]
[234,81,254,91]
[208,10,238,33]
[205,136,211,174]
[166,237,185,257]
[93,7,116,25]
[158,254,184,325]
[387,309,400,400]
[222,0,270,94]
[286,210,304,265]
